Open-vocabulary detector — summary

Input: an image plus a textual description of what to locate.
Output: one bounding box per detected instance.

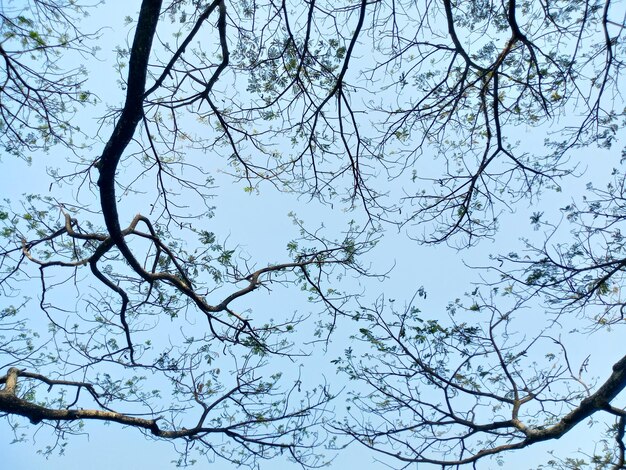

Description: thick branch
[97,0,162,278]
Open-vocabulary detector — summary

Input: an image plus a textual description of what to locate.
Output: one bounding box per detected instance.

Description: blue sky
[2,1,626,469]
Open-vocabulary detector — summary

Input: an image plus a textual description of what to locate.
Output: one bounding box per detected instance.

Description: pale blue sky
[2,1,626,469]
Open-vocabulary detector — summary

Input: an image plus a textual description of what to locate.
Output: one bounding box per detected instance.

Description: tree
[0,0,624,468]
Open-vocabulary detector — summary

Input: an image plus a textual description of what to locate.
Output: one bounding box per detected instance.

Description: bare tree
[0,0,369,466]
[334,289,626,468]
[0,0,625,468]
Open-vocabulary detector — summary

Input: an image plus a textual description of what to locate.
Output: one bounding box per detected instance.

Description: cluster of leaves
[0,1,97,159]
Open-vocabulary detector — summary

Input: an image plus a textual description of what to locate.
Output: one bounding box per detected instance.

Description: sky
[2,1,626,469]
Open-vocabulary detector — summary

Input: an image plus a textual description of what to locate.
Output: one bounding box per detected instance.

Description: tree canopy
[1,0,625,468]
